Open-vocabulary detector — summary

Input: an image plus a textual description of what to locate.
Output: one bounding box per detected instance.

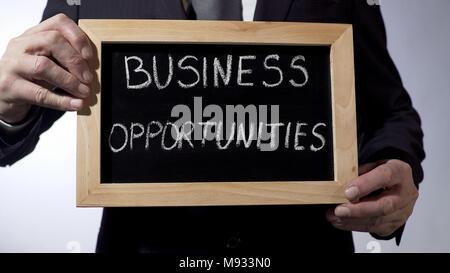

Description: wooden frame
[77,20,358,207]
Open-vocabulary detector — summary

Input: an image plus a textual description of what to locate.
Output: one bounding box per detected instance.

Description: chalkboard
[101,43,333,183]
[77,20,358,206]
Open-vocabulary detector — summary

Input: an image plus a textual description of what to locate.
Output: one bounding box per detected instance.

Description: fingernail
[335,206,351,217]
[83,70,93,83]
[345,186,359,201]
[70,99,83,110]
[78,84,90,96]
[81,47,92,60]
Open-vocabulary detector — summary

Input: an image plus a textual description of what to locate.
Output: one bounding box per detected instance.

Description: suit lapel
[79,0,188,20]
[157,0,189,19]
[253,0,294,21]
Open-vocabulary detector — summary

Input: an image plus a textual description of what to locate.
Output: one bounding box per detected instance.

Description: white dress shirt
[242,0,257,21]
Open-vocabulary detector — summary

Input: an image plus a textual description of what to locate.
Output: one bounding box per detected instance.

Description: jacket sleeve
[351,1,425,243]
[0,0,79,167]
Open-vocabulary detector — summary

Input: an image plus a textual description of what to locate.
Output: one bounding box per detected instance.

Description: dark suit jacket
[0,0,425,254]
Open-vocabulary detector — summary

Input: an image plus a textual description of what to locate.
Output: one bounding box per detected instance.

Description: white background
[0,0,449,253]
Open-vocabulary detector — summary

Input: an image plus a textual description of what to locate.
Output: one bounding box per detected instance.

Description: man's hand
[0,13,95,123]
[326,159,419,237]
